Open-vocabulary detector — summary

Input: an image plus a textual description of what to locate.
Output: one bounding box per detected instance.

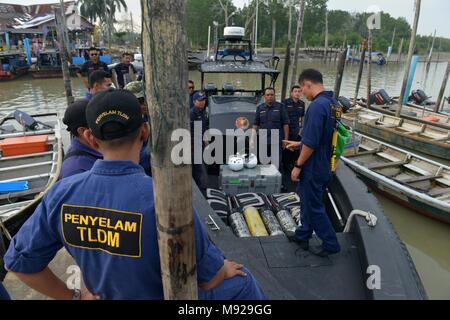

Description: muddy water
[1,59,449,299]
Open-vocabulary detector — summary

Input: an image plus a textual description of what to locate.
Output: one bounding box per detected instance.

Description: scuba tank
[243,207,269,237]
[269,195,297,238]
[259,194,284,236]
[228,196,251,238]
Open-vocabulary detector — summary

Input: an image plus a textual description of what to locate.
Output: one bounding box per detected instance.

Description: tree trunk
[141,0,197,300]
[290,0,306,88]
[397,0,421,117]
[56,2,74,107]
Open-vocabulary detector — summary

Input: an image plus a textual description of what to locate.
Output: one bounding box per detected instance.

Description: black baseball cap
[86,89,144,140]
[63,99,89,135]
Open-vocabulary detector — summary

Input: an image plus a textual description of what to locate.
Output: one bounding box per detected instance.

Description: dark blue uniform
[0,283,10,300]
[283,98,305,141]
[254,102,289,169]
[190,106,208,189]
[60,137,103,180]
[282,98,305,172]
[295,91,340,253]
[4,161,265,300]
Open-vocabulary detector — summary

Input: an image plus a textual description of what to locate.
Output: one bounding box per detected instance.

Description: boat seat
[402,164,431,176]
[419,132,445,140]
[428,187,450,197]
[376,152,403,163]
[435,178,450,187]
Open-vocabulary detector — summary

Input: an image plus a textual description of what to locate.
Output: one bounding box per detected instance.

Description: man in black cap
[61,99,102,179]
[190,91,208,190]
[4,89,266,300]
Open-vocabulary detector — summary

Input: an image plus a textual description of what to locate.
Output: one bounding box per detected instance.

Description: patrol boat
[0,111,62,241]
[194,27,426,299]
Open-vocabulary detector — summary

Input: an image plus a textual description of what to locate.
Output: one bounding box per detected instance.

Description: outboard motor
[369,89,392,105]
[409,89,434,106]
[338,96,352,113]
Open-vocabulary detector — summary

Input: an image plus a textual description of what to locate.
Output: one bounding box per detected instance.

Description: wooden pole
[353,47,366,104]
[397,38,404,63]
[280,0,293,101]
[141,0,197,300]
[290,0,306,88]
[130,12,134,44]
[334,50,347,99]
[435,61,450,112]
[397,0,421,117]
[324,10,328,62]
[271,19,276,61]
[56,2,74,106]
[367,28,373,109]
[426,29,436,69]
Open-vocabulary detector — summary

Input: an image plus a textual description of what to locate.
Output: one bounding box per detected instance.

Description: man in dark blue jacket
[61,99,103,179]
[4,90,265,300]
[286,69,340,257]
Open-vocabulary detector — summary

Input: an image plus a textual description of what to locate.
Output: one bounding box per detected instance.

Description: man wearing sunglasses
[76,47,110,91]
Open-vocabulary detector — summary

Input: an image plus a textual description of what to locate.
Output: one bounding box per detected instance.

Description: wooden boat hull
[0,113,62,238]
[342,109,450,159]
[31,69,62,79]
[0,68,29,81]
[356,101,450,130]
[357,174,450,224]
[342,134,450,224]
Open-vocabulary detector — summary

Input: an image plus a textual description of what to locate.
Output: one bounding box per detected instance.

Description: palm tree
[79,0,128,49]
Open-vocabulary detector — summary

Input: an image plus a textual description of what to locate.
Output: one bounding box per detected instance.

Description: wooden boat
[391,97,450,116]
[0,112,62,239]
[355,100,450,130]
[342,133,450,224]
[341,108,450,159]
[0,52,30,81]
[30,50,63,79]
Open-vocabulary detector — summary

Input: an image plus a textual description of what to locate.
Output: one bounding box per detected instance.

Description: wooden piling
[353,47,366,105]
[426,29,436,70]
[397,38,404,63]
[56,0,74,106]
[323,11,329,63]
[334,50,347,99]
[141,0,197,300]
[290,0,306,88]
[367,28,373,109]
[271,19,276,64]
[397,0,422,117]
[435,61,450,112]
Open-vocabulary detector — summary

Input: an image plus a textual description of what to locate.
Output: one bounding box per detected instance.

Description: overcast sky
[2,0,449,37]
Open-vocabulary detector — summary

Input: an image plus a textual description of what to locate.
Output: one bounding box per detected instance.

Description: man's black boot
[309,245,339,257]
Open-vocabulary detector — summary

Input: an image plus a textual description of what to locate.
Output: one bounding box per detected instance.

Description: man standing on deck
[4,89,265,300]
[283,85,305,174]
[190,92,208,190]
[76,47,109,92]
[189,80,198,109]
[251,87,289,170]
[285,69,341,257]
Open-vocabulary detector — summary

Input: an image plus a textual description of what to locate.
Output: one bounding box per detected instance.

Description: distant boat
[30,49,63,79]
[0,52,30,81]
[342,133,450,224]
[349,51,387,65]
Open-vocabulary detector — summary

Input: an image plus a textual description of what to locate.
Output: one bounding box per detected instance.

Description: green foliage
[185,0,450,54]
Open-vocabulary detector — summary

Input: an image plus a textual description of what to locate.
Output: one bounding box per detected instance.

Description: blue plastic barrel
[72,56,85,65]
[2,64,10,71]
[100,56,112,64]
